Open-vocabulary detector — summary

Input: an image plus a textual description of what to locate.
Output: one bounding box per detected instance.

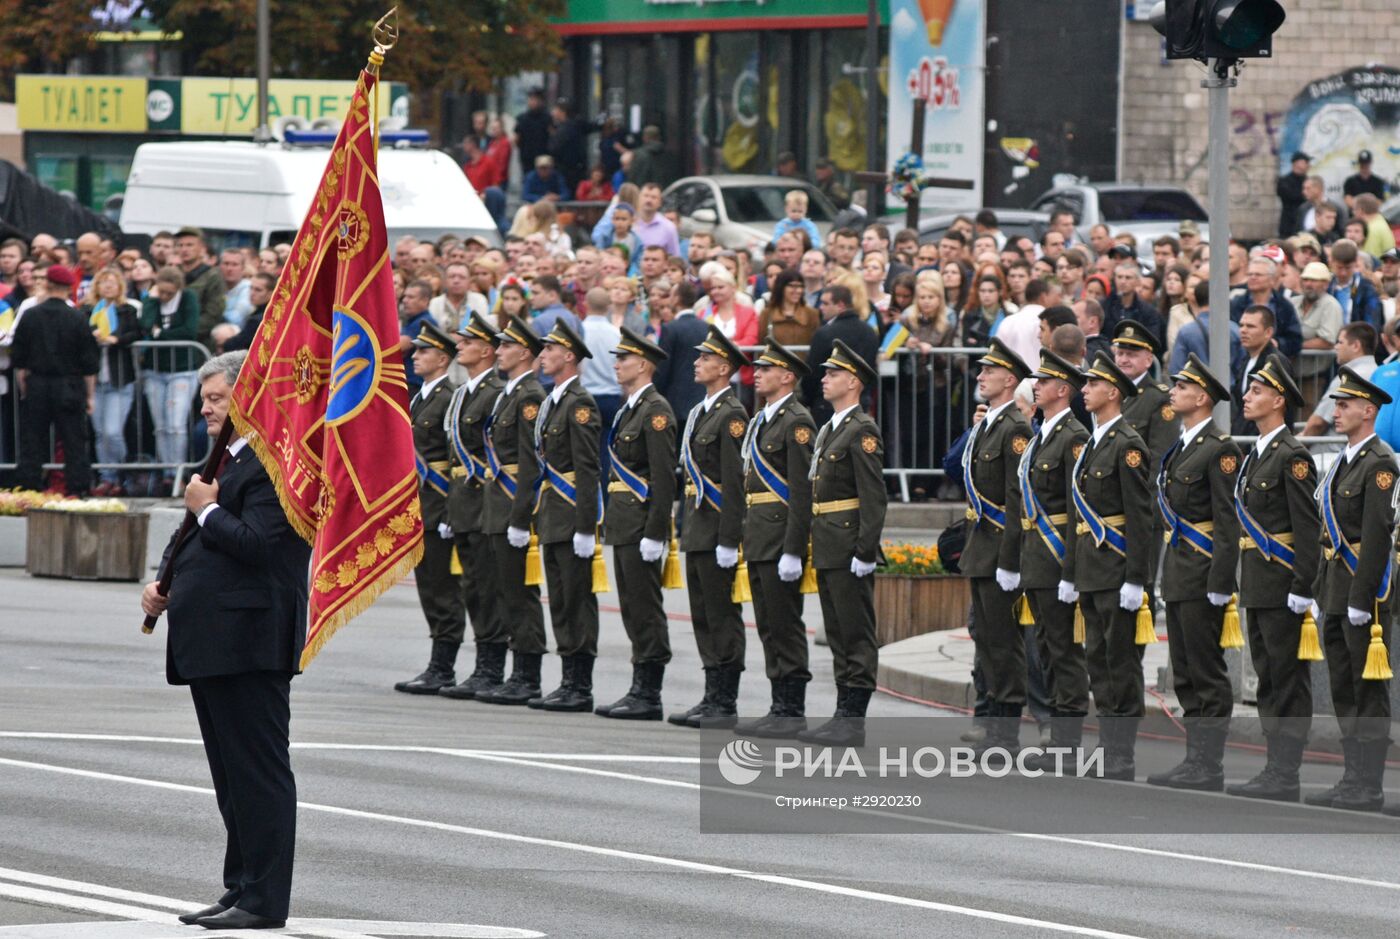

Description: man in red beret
[11,264,99,494]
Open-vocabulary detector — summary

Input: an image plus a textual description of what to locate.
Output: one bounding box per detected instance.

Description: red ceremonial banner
[230,68,423,668]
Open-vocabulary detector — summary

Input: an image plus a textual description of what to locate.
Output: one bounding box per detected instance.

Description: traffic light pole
[1204,58,1237,426]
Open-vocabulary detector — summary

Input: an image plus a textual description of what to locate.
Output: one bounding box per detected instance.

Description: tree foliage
[0,0,107,94]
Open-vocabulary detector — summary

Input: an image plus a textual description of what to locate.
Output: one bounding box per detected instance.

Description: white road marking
[0,756,1148,939]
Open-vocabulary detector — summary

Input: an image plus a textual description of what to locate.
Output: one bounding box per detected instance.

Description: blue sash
[415,453,450,496]
[1018,434,1065,563]
[608,421,650,501]
[447,389,489,482]
[483,414,517,498]
[1156,439,1215,558]
[746,412,790,504]
[1071,442,1126,556]
[962,423,1006,529]
[1319,456,1393,601]
[1232,453,1295,569]
[682,421,722,512]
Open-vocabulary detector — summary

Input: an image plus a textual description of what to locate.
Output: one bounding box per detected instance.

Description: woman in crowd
[603,275,647,334]
[961,274,1012,347]
[139,266,201,494]
[1160,263,1194,350]
[901,271,958,499]
[495,280,530,322]
[83,268,143,495]
[1032,256,1056,281]
[1083,273,1111,303]
[862,250,891,315]
[1055,248,1088,301]
[941,260,971,316]
[757,268,820,352]
[127,257,156,300]
[703,267,759,405]
[575,164,614,202]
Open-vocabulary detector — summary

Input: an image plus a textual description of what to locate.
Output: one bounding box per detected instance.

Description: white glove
[1287,594,1312,615]
[995,568,1021,592]
[1348,606,1371,626]
[573,531,596,559]
[1058,580,1079,605]
[715,544,739,569]
[1310,601,1321,622]
[1207,592,1231,607]
[778,552,804,582]
[1119,582,1144,612]
[851,557,877,578]
[437,522,453,540]
[506,526,530,549]
[639,537,664,563]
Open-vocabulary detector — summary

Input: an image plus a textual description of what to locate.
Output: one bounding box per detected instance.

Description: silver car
[664,175,839,257]
[1029,180,1211,246]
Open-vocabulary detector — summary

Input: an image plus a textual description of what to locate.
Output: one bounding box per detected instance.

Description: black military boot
[1304,738,1361,807]
[689,664,742,729]
[601,662,665,720]
[972,703,1022,760]
[1332,739,1388,812]
[797,686,870,747]
[1147,725,1203,787]
[530,655,576,709]
[440,642,508,700]
[595,664,643,718]
[1100,717,1138,782]
[395,640,458,695]
[1229,735,1301,802]
[734,679,783,736]
[1166,725,1227,791]
[541,655,595,712]
[1022,715,1085,773]
[669,667,717,726]
[476,652,542,705]
[739,676,808,738]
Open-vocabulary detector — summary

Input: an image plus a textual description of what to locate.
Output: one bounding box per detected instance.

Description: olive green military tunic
[446,370,505,647]
[412,376,465,644]
[1123,375,1180,599]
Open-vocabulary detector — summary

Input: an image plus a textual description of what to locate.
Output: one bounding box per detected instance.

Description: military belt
[607,480,648,497]
[1323,542,1361,562]
[484,462,518,481]
[540,470,576,492]
[812,498,861,516]
[746,491,784,506]
[451,465,469,479]
[1021,513,1068,531]
[1076,514,1126,536]
[1240,532,1294,551]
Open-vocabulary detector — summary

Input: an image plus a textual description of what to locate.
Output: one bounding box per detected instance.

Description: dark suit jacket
[802,311,879,424]
[656,312,710,419]
[164,443,311,685]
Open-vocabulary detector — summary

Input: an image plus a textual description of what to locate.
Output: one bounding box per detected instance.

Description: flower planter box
[26,509,151,582]
[874,573,971,647]
[0,516,26,567]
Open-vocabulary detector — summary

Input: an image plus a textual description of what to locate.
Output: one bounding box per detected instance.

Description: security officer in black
[1227,354,1320,802]
[959,337,1032,754]
[733,340,817,739]
[439,313,507,700]
[1019,349,1092,770]
[394,321,464,694]
[475,315,548,705]
[596,327,678,720]
[530,320,603,712]
[1306,368,1396,812]
[669,326,749,729]
[1147,353,1241,791]
[1065,351,1154,781]
[797,341,888,747]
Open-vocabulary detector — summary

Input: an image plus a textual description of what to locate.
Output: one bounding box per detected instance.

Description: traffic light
[1149,0,1286,62]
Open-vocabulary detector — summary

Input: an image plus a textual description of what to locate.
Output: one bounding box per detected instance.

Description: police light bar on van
[282,128,430,147]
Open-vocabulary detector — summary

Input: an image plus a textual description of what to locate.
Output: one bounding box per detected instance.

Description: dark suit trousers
[1244,605,1312,742]
[416,531,465,644]
[970,577,1026,708]
[1081,589,1145,717]
[748,560,810,682]
[1027,588,1089,716]
[1165,599,1233,730]
[685,550,744,669]
[817,568,878,690]
[189,671,295,920]
[454,530,505,645]
[543,540,598,657]
[18,375,91,494]
[613,543,671,664]
[489,533,546,654]
[1322,611,1393,743]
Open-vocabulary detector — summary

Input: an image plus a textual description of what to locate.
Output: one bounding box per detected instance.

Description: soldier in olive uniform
[439,313,508,700]
[1019,349,1092,770]
[529,320,604,712]
[669,326,750,729]
[596,328,678,720]
[394,322,465,695]
[796,341,888,747]
[733,340,817,739]
[475,315,548,705]
[1064,351,1154,781]
[1147,353,1242,791]
[1306,368,1396,812]
[1227,354,1320,802]
[959,337,1033,754]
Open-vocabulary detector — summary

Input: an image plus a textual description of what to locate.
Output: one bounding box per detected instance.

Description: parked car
[909,208,1052,246]
[664,175,839,256]
[1028,180,1211,246]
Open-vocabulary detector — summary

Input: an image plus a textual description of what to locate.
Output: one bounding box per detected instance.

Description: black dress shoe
[196,906,286,930]
[177,903,226,925]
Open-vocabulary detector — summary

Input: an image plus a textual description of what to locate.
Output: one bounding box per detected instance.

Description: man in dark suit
[655,281,709,420]
[802,285,878,424]
[141,350,311,931]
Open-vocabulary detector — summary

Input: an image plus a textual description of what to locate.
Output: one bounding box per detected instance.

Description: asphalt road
[3,567,1400,938]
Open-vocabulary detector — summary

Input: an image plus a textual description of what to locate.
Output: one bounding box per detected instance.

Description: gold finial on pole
[367,6,398,74]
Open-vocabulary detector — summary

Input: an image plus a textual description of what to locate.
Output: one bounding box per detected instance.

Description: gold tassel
[1297,608,1323,661]
[1073,603,1085,644]
[1018,594,1035,625]
[524,531,543,586]
[1363,620,1393,681]
[591,538,610,593]
[1219,595,1244,649]
[732,547,752,604]
[1135,592,1157,645]
[661,520,683,590]
[449,545,463,576]
[799,542,819,594]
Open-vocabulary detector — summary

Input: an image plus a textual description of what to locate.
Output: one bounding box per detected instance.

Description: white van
[119,140,499,249]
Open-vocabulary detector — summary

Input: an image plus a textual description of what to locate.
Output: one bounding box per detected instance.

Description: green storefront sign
[553,0,882,32]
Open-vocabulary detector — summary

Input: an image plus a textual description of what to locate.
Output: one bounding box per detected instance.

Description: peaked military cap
[412,320,454,354]
[1247,352,1304,409]
[1171,352,1231,404]
[612,325,668,366]
[540,318,591,359]
[1330,366,1393,406]
[821,339,878,387]
[752,338,810,377]
[1032,348,1086,390]
[496,313,544,355]
[694,324,749,372]
[453,311,500,346]
[1111,318,1164,358]
[975,337,1032,382]
[1082,350,1140,399]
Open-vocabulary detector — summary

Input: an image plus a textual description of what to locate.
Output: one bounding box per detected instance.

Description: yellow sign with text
[180,78,365,135]
[17,76,148,132]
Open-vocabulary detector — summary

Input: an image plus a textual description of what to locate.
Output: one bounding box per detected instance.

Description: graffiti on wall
[1278,65,1400,203]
